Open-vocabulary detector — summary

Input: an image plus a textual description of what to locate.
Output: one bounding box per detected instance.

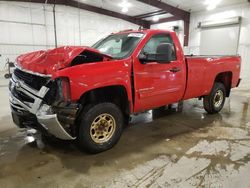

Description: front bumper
[9,72,77,140]
[37,114,76,140]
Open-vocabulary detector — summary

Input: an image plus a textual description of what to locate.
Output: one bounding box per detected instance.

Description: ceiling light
[119,1,132,8]
[206,4,216,10]
[204,0,222,5]
[152,16,159,22]
[204,0,222,11]
[119,0,132,13]
[122,7,128,13]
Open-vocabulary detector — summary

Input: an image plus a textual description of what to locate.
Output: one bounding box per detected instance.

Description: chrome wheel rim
[213,90,224,108]
[90,113,116,144]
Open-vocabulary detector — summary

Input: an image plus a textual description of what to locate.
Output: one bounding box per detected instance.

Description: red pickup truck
[9,29,241,153]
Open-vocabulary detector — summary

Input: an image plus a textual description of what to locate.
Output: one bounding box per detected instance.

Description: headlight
[56,77,71,103]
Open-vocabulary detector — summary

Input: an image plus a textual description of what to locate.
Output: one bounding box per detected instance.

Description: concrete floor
[0,76,250,187]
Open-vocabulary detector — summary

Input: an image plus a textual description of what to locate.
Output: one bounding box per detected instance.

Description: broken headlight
[56,77,71,103]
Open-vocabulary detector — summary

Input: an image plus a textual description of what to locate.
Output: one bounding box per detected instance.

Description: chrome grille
[9,68,50,114]
[14,69,49,90]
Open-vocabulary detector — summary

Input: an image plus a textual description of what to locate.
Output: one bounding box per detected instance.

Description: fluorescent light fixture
[152,16,159,22]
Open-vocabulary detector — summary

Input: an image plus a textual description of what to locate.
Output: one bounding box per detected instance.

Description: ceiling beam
[136,0,190,20]
[135,10,167,19]
[2,0,150,28]
[149,16,180,24]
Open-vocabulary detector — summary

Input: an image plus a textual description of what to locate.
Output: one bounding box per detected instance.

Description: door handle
[170,67,181,73]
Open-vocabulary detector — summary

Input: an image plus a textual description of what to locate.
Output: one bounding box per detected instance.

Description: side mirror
[138,53,149,64]
[139,43,175,64]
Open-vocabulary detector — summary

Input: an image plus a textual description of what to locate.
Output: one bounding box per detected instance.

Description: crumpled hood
[16,46,111,75]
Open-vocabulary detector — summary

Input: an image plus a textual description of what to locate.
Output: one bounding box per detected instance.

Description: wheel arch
[214,71,233,97]
[78,85,131,116]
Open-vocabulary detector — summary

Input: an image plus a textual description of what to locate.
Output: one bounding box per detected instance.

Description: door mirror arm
[139,53,172,64]
[138,52,149,64]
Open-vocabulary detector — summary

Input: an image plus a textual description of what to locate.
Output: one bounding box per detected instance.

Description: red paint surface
[16,46,111,75]
[16,29,241,113]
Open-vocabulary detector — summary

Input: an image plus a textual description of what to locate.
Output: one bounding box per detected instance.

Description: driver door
[133,33,186,112]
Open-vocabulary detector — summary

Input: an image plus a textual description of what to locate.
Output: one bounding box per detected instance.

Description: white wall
[151,3,250,87]
[0,1,139,70]
[187,3,250,87]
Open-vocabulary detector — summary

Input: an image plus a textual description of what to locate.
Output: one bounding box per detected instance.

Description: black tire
[203,82,226,114]
[78,102,124,153]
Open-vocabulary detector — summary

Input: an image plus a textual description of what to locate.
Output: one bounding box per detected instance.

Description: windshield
[92,33,144,59]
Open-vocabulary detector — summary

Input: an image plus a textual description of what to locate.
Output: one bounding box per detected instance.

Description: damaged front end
[9,46,113,140]
[9,68,78,140]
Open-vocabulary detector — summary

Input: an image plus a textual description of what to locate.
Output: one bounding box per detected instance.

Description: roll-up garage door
[199,17,241,56]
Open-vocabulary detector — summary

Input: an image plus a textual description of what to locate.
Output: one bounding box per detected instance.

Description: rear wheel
[78,103,123,153]
[203,82,226,114]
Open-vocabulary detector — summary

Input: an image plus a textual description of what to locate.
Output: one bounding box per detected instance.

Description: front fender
[52,59,133,105]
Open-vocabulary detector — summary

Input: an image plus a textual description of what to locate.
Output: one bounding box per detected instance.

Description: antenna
[138,26,147,31]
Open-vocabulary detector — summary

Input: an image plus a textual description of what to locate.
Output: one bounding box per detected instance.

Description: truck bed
[185,55,240,59]
[183,55,241,100]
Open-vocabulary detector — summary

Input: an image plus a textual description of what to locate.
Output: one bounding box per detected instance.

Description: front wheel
[78,103,124,153]
[203,82,226,114]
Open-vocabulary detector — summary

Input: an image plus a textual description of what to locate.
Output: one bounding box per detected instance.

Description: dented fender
[52,58,134,111]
